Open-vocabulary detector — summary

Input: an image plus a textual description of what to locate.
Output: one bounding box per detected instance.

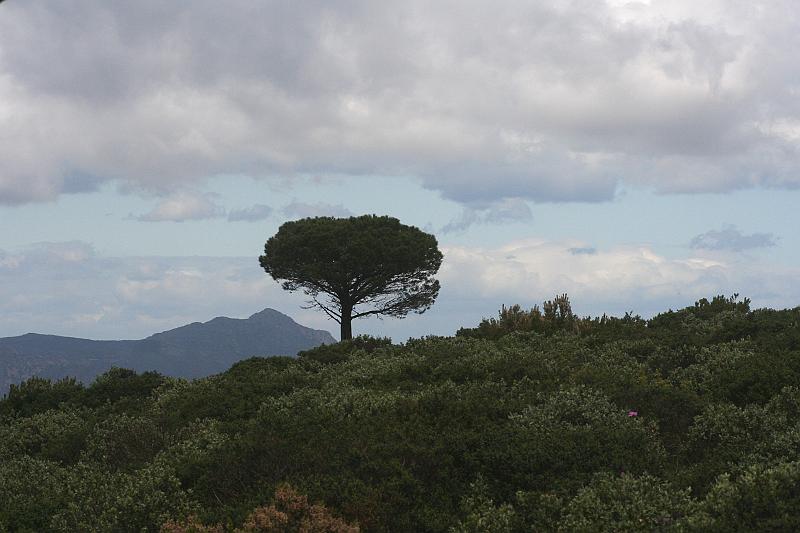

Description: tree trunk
[340,304,353,341]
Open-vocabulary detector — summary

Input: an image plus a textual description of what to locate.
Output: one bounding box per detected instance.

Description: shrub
[500,386,666,492]
[1,376,84,417]
[450,476,515,533]
[161,484,359,532]
[558,473,695,532]
[0,406,91,464]
[85,368,167,410]
[297,336,392,364]
[0,456,66,531]
[83,412,167,470]
[690,461,800,531]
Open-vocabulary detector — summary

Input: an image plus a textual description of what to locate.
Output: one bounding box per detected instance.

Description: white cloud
[2,237,799,341]
[439,238,799,318]
[137,191,224,222]
[0,241,96,272]
[1,1,799,206]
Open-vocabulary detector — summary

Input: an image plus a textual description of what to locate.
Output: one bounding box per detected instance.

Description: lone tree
[259,215,443,340]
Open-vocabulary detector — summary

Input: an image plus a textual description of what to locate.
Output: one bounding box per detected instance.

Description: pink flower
[627,410,638,417]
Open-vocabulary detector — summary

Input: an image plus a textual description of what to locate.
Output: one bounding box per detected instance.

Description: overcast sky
[2,0,800,341]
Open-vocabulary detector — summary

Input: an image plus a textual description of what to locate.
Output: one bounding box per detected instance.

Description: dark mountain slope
[0,309,335,392]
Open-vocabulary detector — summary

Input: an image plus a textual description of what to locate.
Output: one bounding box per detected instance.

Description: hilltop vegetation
[2,295,800,531]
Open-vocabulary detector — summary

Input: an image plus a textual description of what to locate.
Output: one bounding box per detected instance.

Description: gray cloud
[137,192,224,222]
[62,171,105,194]
[441,211,481,234]
[484,198,533,224]
[281,201,353,219]
[442,197,532,233]
[228,204,273,222]
[690,225,777,251]
[568,247,597,255]
[2,1,800,206]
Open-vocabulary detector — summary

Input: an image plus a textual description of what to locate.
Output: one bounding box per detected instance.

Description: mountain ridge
[0,308,335,393]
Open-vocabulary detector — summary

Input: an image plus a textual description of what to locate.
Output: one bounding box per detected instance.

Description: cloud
[27,241,95,263]
[281,201,353,219]
[137,192,224,222]
[690,225,777,251]
[0,241,97,272]
[1,237,799,341]
[441,211,481,234]
[0,242,330,339]
[568,247,597,255]
[438,238,800,319]
[228,203,273,222]
[484,198,533,224]
[442,197,532,233]
[2,1,800,206]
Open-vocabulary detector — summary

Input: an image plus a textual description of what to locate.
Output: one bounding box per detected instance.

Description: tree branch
[302,295,342,323]
[351,299,410,319]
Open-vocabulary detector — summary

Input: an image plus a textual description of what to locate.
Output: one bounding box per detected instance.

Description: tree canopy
[259,215,443,340]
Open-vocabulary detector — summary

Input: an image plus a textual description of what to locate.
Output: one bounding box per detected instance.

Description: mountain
[0,309,335,393]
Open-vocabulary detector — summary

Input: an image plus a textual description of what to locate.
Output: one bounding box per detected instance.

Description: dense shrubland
[2,295,800,531]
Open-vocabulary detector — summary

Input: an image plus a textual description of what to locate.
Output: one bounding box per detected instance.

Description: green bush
[500,386,666,493]
[0,407,92,464]
[82,412,167,470]
[297,335,393,364]
[1,376,84,417]
[84,368,167,410]
[691,461,800,531]
[0,456,66,531]
[558,473,695,532]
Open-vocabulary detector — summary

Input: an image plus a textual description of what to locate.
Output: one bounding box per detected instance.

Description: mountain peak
[247,308,288,321]
[1,309,336,393]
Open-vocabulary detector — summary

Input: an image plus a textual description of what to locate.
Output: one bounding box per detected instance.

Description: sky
[1,0,800,342]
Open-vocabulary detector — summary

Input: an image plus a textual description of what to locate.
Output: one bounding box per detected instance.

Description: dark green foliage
[0,456,66,531]
[154,356,314,433]
[2,296,800,531]
[1,376,84,417]
[260,215,443,340]
[451,476,516,532]
[298,335,393,364]
[691,461,800,531]
[84,367,167,410]
[83,412,168,471]
[558,473,695,531]
[0,406,92,465]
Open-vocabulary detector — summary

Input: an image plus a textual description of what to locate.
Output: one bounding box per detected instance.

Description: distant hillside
[0,308,335,392]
